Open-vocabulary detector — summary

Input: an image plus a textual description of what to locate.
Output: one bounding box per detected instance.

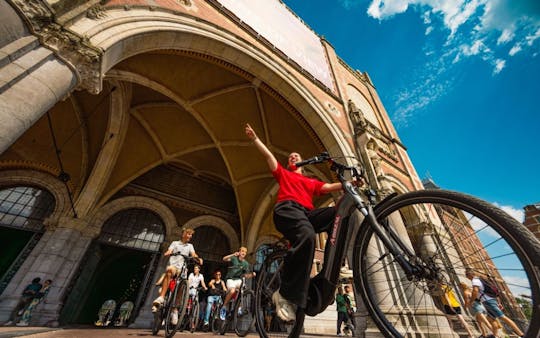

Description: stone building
[0,0,514,336]
[524,203,540,241]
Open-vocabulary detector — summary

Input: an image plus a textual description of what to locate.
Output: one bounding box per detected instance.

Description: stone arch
[0,169,72,224]
[87,196,177,238]
[74,9,353,161]
[183,215,239,251]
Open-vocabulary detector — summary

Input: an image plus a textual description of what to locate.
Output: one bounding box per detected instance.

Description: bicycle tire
[190,299,200,333]
[234,289,255,336]
[211,302,222,334]
[151,309,162,335]
[254,249,305,338]
[352,189,540,337]
[164,279,189,338]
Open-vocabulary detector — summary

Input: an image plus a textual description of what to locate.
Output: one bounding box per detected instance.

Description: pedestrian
[439,282,474,337]
[16,279,52,326]
[245,123,346,322]
[3,277,42,326]
[465,268,524,337]
[335,286,348,336]
[460,281,494,338]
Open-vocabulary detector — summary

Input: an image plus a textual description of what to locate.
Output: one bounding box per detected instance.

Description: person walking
[245,123,345,322]
[335,287,349,336]
[465,268,524,337]
[16,279,52,326]
[3,277,42,326]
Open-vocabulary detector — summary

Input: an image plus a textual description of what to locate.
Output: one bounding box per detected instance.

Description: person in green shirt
[335,286,349,336]
[220,247,255,320]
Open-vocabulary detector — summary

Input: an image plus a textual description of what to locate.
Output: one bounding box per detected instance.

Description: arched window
[99,209,165,252]
[0,186,55,232]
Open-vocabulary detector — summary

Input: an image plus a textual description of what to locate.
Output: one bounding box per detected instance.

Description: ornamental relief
[8,0,104,94]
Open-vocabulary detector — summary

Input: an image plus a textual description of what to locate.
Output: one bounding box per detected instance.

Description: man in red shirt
[245,123,343,322]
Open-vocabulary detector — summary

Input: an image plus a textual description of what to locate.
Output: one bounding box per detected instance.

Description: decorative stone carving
[86,4,107,20]
[8,0,104,94]
[348,99,367,133]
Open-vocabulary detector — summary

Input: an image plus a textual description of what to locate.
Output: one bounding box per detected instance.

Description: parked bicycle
[254,152,540,337]
[214,275,256,336]
[151,254,200,338]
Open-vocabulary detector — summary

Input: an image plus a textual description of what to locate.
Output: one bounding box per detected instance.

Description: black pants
[337,311,348,334]
[273,200,336,308]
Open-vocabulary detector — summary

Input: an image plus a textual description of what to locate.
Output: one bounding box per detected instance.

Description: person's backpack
[479,277,500,298]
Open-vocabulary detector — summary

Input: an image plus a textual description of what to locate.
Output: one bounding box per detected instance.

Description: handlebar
[170,253,202,264]
[294,152,365,184]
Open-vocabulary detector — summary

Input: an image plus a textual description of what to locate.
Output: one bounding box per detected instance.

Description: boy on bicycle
[220,246,255,320]
[152,227,203,325]
[203,270,227,330]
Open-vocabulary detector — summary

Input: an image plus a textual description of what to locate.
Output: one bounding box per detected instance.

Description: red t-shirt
[272,163,325,210]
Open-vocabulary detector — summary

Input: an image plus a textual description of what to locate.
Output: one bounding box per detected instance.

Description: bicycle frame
[303,160,416,316]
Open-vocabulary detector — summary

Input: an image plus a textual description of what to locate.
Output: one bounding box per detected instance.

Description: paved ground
[0,327,335,338]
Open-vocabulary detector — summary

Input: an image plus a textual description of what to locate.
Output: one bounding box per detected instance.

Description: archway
[60,208,165,325]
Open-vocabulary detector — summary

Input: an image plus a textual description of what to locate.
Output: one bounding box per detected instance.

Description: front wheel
[234,289,255,337]
[190,299,200,333]
[352,189,540,337]
[164,279,189,338]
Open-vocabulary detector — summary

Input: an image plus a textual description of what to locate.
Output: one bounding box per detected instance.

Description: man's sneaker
[272,291,296,322]
[152,296,164,307]
[203,322,209,332]
[171,310,178,325]
[16,321,28,327]
[3,321,13,326]
[220,307,227,321]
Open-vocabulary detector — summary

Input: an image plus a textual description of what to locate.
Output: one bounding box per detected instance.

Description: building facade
[524,203,540,241]
[0,0,512,336]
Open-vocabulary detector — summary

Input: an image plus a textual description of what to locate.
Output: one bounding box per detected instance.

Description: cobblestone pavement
[0,327,335,338]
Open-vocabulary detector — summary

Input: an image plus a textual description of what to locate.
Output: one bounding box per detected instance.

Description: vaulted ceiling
[0,50,333,240]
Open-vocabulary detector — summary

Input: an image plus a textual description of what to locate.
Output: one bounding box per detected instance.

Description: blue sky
[283,0,540,221]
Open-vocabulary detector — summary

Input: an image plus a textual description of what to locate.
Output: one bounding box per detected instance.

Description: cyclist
[188,264,208,297]
[203,270,227,330]
[152,227,203,325]
[220,246,256,320]
[245,123,344,322]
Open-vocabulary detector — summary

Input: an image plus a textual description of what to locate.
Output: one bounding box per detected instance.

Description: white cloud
[363,0,540,124]
[492,58,506,74]
[502,274,531,298]
[493,202,525,222]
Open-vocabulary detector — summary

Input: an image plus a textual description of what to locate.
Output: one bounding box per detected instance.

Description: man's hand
[245,123,257,141]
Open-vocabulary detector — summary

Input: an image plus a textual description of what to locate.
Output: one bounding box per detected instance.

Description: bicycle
[182,286,203,333]
[151,254,200,338]
[254,152,540,338]
[214,275,256,336]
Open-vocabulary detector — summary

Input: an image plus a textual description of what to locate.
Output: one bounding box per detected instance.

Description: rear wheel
[211,302,221,334]
[234,289,255,336]
[254,249,305,338]
[353,189,540,337]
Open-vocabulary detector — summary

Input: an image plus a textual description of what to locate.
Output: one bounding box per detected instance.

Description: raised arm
[245,123,277,171]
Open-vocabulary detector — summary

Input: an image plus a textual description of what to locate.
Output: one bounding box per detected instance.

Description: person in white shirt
[152,228,203,325]
[188,264,207,297]
[465,268,524,338]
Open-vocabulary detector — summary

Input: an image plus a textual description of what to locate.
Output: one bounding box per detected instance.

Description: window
[0,186,55,231]
[99,209,165,252]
